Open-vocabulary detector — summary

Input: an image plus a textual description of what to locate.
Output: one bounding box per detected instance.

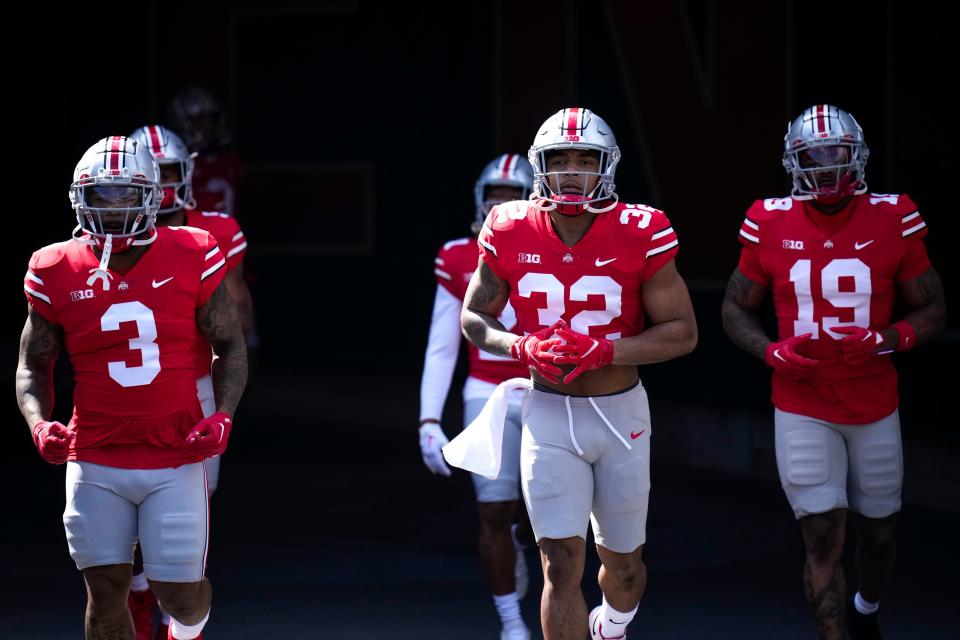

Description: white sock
[493,592,524,630]
[596,595,638,638]
[854,591,879,615]
[510,523,528,551]
[130,572,149,593]
[169,610,209,640]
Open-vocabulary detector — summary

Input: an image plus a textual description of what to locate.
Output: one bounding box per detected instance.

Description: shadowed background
[4,1,956,637]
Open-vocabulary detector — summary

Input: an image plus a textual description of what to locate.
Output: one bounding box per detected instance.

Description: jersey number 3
[790,258,871,339]
[101,301,161,387]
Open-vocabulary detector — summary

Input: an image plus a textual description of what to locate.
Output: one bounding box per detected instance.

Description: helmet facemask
[70,177,161,254]
[531,147,620,216]
[157,158,196,214]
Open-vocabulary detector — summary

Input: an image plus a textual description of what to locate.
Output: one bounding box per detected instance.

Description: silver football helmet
[130,125,196,214]
[69,136,162,249]
[528,107,620,214]
[473,153,534,230]
[782,104,869,201]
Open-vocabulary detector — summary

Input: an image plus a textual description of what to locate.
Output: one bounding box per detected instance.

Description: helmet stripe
[109,136,123,172]
[566,107,581,136]
[501,153,515,179]
[815,104,826,136]
[147,125,164,157]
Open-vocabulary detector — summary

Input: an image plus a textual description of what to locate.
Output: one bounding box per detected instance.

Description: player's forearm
[892,267,947,348]
[226,276,255,340]
[210,343,247,416]
[461,308,517,359]
[721,298,771,361]
[612,316,698,365]
[15,365,54,429]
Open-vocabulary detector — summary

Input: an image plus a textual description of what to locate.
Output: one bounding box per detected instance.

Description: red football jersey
[434,237,527,384]
[736,193,930,424]
[23,227,228,468]
[184,210,248,377]
[184,210,247,272]
[191,150,244,216]
[478,200,679,341]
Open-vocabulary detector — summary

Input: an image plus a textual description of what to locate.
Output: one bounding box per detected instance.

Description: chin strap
[131,228,158,246]
[585,193,619,213]
[529,196,556,212]
[86,234,114,291]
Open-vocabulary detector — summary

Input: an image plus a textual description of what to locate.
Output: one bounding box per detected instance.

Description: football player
[419,154,536,640]
[721,105,946,640]
[17,136,247,640]
[166,86,244,216]
[128,124,254,638]
[461,108,698,640]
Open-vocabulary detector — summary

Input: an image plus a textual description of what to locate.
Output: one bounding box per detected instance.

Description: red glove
[183,412,232,457]
[511,320,570,384]
[833,326,885,365]
[32,421,75,465]
[551,327,615,384]
[764,333,821,379]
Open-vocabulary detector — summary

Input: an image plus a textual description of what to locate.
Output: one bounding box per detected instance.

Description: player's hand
[764,333,821,379]
[32,421,75,465]
[182,412,232,457]
[833,326,885,365]
[551,327,615,384]
[511,320,570,384]
[419,422,452,476]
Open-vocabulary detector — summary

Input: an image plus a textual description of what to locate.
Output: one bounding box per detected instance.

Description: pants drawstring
[563,395,633,455]
[564,396,584,456]
[588,397,632,450]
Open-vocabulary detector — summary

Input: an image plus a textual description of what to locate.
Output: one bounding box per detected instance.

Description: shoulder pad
[29,241,72,270]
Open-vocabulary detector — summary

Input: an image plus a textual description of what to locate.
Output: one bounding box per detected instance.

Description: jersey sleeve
[221,217,248,271]
[477,209,507,279]
[433,244,461,298]
[738,214,761,246]
[896,238,932,281]
[198,233,227,306]
[23,251,59,323]
[898,195,928,243]
[737,243,771,285]
[640,213,679,282]
[894,195,930,280]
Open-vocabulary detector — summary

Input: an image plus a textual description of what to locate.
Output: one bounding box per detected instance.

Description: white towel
[442,377,532,479]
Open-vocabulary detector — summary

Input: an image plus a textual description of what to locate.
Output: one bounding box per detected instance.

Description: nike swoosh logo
[152,277,174,288]
[630,430,646,439]
[595,257,617,267]
[854,240,874,250]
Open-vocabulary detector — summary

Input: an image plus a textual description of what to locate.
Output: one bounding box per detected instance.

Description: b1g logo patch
[782,239,805,250]
[70,289,95,301]
[518,253,541,264]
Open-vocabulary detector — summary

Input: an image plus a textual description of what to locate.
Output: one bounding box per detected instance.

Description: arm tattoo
[721,269,771,361]
[197,281,248,416]
[461,262,514,358]
[899,266,947,344]
[16,308,63,429]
